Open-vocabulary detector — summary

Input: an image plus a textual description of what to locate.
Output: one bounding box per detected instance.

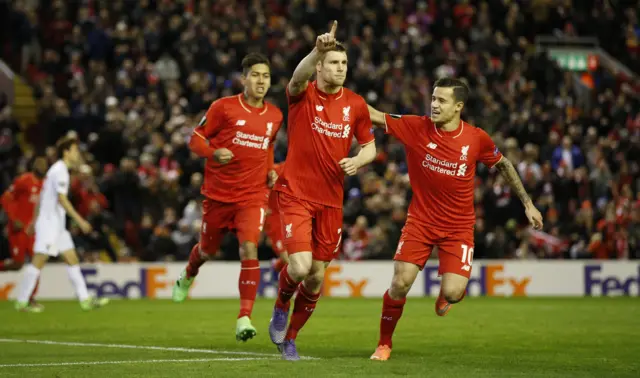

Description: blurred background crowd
[0,0,639,263]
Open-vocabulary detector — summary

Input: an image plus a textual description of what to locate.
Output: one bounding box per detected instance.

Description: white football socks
[67,265,90,301]
[17,265,41,303]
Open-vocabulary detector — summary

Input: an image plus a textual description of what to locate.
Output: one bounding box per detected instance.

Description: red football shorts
[276,192,343,262]
[8,230,35,264]
[394,218,475,278]
[199,198,266,255]
[265,193,285,256]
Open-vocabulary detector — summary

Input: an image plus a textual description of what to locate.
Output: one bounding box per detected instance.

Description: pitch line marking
[0,357,269,368]
[0,338,319,360]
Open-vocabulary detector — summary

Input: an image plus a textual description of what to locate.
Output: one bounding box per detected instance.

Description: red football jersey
[190,94,283,205]
[384,114,503,231]
[274,81,374,208]
[0,173,43,231]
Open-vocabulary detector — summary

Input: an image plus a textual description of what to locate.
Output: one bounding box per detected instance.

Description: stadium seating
[0,0,638,261]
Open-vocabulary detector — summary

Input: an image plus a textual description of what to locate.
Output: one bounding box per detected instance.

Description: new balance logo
[236,120,246,126]
[316,105,324,111]
[427,143,438,149]
[461,265,471,272]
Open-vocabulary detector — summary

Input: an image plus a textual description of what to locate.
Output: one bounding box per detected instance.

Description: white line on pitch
[0,338,319,360]
[0,357,270,368]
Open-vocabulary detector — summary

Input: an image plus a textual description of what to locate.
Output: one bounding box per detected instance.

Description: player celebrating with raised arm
[366,78,544,361]
[14,136,109,312]
[171,53,283,342]
[269,21,376,361]
[1,156,48,312]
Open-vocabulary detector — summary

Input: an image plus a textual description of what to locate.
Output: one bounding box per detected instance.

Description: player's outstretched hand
[525,203,544,230]
[267,169,278,188]
[339,158,359,176]
[214,148,234,164]
[316,21,338,53]
[78,219,93,234]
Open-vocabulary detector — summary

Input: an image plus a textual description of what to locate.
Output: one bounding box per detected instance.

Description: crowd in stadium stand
[0,0,639,262]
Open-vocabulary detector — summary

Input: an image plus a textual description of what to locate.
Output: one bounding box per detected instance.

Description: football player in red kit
[172,53,283,342]
[366,78,543,360]
[0,157,48,311]
[268,21,376,360]
[264,162,288,272]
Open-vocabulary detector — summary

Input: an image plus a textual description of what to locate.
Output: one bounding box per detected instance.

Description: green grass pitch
[0,297,638,377]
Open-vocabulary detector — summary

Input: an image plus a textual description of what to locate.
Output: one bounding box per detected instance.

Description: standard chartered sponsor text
[312,116,349,138]
[233,131,265,149]
[422,154,459,176]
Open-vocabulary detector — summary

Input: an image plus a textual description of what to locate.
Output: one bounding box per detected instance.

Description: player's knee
[390,275,412,298]
[288,257,312,281]
[304,270,325,293]
[442,286,465,304]
[239,242,258,260]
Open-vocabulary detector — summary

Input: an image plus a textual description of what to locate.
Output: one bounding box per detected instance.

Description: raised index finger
[329,20,337,37]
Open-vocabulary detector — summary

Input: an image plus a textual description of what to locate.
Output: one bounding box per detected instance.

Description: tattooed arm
[494,158,532,205]
[494,157,543,229]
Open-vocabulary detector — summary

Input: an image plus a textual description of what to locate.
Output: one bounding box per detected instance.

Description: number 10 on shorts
[460,244,474,272]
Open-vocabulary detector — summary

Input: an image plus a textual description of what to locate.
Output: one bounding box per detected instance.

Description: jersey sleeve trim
[488,155,503,169]
[360,139,375,147]
[193,129,207,141]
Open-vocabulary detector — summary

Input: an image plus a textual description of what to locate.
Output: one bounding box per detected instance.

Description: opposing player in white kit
[15,136,109,312]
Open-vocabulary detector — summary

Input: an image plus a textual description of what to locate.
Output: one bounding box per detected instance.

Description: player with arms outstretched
[171,53,283,342]
[14,136,109,311]
[367,78,544,361]
[268,21,377,360]
[264,162,288,273]
[1,157,48,312]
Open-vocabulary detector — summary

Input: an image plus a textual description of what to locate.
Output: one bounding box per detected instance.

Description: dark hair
[319,41,347,62]
[433,78,469,103]
[56,135,78,158]
[241,53,270,75]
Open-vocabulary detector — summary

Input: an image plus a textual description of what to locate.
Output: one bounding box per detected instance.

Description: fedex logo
[82,267,172,298]
[424,264,531,297]
[584,265,639,296]
[0,282,16,300]
[257,264,368,297]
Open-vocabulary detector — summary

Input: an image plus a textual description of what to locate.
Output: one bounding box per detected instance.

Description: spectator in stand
[0,0,638,262]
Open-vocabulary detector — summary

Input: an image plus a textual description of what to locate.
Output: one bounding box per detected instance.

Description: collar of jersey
[313,81,344,101]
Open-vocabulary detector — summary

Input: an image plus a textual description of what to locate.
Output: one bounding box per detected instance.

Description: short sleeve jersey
[37,160,70,228]
[274,81,375,208]
[193,94,283,205]
[384,114,503,231]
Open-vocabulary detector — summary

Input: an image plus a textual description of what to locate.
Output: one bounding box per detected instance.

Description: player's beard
[323,73,345,88]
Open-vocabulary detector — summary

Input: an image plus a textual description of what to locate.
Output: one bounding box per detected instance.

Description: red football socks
[275,265,299,311]
[30,277,40,302]
[186,244,205,279]
[378,289,407,348]
[285,283,321,340]
[238,259,261,319]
